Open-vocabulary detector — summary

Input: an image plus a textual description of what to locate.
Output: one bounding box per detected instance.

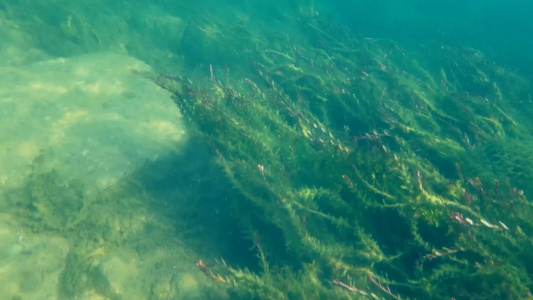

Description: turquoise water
[332,1,533,78]
[1,1,533,299]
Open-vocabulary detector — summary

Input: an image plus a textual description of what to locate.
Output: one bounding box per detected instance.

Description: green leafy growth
[147,11,533,300]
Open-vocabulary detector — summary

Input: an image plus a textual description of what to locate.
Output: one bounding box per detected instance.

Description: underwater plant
[146,11,533,299]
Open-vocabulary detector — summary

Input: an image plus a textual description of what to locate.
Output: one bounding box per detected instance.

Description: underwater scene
[1,0,533,299]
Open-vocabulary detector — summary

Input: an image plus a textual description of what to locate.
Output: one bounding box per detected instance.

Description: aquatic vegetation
[148,11,533,299]
[2,1,533,298]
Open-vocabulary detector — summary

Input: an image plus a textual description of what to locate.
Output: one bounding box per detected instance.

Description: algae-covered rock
[0,52,185,194]
[0,52,191,300]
